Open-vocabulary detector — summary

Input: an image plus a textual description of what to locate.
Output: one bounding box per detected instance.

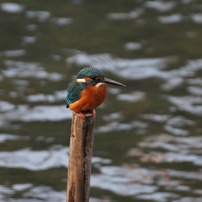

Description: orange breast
[69,84,107,113]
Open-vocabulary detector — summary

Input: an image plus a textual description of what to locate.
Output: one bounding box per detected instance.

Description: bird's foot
[79,110,96,119]
[90,109,96,117]
[79,112,86,119]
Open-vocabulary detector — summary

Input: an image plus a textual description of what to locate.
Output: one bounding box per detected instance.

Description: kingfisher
[66,67,126,118]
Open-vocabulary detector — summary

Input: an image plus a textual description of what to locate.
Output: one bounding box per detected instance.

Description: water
[0,0,202,201]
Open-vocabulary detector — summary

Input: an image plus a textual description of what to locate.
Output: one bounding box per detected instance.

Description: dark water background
[0,0,202,201]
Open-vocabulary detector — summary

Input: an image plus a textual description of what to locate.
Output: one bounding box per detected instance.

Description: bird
[66,67,126,118]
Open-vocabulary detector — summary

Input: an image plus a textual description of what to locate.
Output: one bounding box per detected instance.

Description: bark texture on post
[66,112,95,202]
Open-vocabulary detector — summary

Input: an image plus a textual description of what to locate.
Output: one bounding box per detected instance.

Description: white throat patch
[95,82,105,88]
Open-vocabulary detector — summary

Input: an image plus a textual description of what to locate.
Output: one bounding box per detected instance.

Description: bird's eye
[91,77,96,80]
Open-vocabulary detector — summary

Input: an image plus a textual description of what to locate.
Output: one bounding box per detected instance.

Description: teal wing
[66,81,84,108]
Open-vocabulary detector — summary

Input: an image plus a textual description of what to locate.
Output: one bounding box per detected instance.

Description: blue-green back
[66,81,85,106]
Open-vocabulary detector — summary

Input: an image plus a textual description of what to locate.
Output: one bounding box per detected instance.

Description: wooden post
[66,112,95,202]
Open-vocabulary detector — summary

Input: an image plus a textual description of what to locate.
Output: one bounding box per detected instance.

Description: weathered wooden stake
[66,112,95,202]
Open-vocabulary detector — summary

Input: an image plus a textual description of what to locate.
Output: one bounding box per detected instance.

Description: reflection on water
[3,60,62,80]
[1,3,24,13]
[0,0,202,202]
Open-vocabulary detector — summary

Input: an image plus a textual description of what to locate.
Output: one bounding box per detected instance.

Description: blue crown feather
[77,67,105,79]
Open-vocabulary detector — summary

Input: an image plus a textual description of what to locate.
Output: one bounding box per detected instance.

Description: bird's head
[76,67,126,87]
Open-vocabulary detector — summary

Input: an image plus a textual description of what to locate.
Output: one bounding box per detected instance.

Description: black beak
[103,77,126,87]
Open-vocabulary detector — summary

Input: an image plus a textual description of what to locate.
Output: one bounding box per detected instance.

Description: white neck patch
[76,79,105,88]
[76,78,86,83]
